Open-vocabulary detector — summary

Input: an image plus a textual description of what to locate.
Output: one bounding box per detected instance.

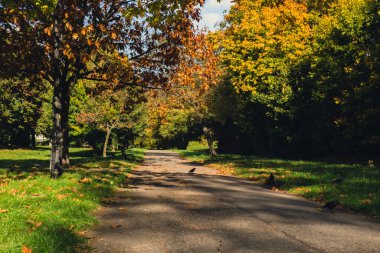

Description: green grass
[0,147,145,252]
[178,141,380,218]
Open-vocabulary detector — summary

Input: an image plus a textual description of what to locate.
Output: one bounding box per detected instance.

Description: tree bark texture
[103,125,112,158]
[62,88,70,167]
[50,4,65,178]
[30,128,36,149]
[50,84,66,178]
[203,126,217,156]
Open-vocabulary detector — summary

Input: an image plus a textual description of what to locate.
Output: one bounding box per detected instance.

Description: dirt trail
[87,150,380,253]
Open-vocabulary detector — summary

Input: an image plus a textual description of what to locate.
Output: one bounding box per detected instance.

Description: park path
[86,150,380,253]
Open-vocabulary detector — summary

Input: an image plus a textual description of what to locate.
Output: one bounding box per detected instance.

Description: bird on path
[188,168,196,174]
[332,173,345,184]
[319,201,339,213]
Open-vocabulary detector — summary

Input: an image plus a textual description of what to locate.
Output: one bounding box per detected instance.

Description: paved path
[87,150,380,253]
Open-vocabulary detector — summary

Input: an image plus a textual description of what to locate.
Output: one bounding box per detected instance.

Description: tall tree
[0,78,46,148]
[0,0,203,177]
[147,31,222,155]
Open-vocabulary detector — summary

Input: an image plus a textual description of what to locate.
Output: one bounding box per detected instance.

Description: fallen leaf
[30,193,44,197]
[22,245,32,253]
[57,194,68,200]
[9,188,18,195]
[79,178,92,184]
[28,220,43,231]
[34,222,42,228]
[361,199,372,206]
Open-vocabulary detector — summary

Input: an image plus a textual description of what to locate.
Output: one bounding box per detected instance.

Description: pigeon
[188,168,196,174]
[332,173,345,184]
[319,201,339,213]
[266,173,276,187]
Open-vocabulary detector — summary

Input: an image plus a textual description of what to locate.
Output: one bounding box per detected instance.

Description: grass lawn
[0,147,144,252]
[177,141,380,218]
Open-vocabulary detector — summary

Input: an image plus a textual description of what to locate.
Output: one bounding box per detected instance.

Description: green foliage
[77,85,147,153]
[145,107,193,149]
[0,79,47,148]
[287,0,380,155]
[0,147,144,252]
[213,0,380,158]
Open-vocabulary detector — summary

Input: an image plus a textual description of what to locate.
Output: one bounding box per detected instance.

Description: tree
[219,0,312,115]
[78,86,145,157]
[0,0,204,177]
[146,31,222,155]
[289,0,380,155]
[212,0,380,157]
[0,78,46,148]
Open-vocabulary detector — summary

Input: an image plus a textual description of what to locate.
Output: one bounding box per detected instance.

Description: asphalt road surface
[87,150,380,253]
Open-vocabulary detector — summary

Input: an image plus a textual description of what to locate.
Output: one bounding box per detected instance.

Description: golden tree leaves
[43,28,51,36]
[219,0,312,111]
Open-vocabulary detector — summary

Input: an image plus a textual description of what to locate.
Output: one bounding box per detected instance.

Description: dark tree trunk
[121,144,126,158]
[50,4,65,178]
[203,126,217,156]
[30,128,36,149]
[50,84,65,178]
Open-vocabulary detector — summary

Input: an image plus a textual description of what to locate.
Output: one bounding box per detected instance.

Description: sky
[198,0,233,31]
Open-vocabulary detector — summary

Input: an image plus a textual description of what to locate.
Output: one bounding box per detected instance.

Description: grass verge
[0,147,144,252]
[177,141,380,218]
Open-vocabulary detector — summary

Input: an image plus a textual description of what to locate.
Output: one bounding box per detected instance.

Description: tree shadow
[89,169,380,252]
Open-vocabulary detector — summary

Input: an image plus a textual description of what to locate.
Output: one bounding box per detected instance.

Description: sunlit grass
[0,147,145,252]
[178,141,380,218]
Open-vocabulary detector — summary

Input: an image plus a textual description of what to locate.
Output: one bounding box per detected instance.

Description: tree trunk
[103,125,112,158]
[121,144,126,158]
[30,128,36,149]
[50,84,65,178]
[111,137,116,152]
[62,88,70,167]
[50,4,65,178]
[203,126,217,156]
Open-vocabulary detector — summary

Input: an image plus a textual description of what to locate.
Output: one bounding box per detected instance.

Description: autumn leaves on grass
[0,148,144,252]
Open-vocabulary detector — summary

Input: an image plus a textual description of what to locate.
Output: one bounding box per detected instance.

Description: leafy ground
[177,142,380,218]
[0,147,144,252]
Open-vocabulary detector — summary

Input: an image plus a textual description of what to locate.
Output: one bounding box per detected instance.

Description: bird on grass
[265,173,284,188]
[188,168,196,174]
[319,201,339,213]
[266,173,276,187]
[332,173,345,184]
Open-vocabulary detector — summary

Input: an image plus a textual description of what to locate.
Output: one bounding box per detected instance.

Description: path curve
[87,150,380,253]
